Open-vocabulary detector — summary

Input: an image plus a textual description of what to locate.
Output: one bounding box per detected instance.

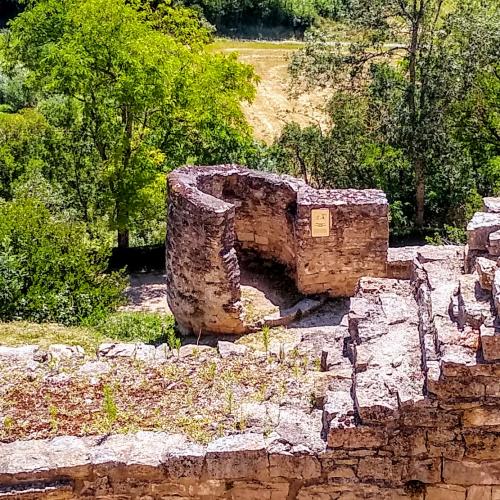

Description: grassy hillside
[212,39,330,143]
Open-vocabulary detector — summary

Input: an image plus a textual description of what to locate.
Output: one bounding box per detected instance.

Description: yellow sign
[311,208,330,237]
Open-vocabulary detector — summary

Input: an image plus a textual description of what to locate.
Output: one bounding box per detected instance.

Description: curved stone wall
[166,165,389,334]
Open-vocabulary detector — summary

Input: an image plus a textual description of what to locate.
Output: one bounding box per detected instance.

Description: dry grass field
[212,39,330,143]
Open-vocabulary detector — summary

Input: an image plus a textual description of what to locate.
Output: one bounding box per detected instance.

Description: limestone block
[206,433,268,480]
[357,456,403,482]
[476,257,497,290]
[484,197,500,213]
[481,325,500,362]
[0,345,37,361]
[217,341,249,358]
[489,230,500,256]
[463,407,500,427]
[404,458,442,484]
[464,432,500,460]
[467,212,500,250]
[48,344,85,361]
[269,453,321,480]
[98,342,136,358]
[443,459,500,485]
[467,486,493,500]
[226,481,289,500]
[426,484,466,500]
[134,343,156,361]
[327,426,387,449]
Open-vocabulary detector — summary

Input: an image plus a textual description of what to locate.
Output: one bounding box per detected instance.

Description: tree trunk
[117,228,129,249]
[415,157,425,228]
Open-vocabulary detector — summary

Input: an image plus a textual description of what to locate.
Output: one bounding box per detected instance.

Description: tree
[289,0,500,229]
[6,0,257,247]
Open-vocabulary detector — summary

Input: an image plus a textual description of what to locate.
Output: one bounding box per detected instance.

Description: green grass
[0,321,104,353]
[0,312,178,354]
[210,38,303,51]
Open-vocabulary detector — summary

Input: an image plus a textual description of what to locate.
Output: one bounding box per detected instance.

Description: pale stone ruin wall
[1,243,499,499]
[166,165,389,334]
[2,199,500,499]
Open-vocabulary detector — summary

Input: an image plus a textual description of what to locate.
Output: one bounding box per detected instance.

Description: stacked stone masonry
[2,198,500,499]
[166,165,389,334]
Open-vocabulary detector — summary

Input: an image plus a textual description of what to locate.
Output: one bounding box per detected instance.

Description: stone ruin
[1,167,499,499]
[166,165,388,334]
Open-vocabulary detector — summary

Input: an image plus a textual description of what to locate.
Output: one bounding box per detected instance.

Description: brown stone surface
[468,211,500,251]
[166,165,388,334]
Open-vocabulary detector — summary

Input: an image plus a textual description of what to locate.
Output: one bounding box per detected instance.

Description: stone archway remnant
[166,165,389,334]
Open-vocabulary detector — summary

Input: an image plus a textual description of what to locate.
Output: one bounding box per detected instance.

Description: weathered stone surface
[463,407,500,427]
[48,344,85,361]
[206,433,268,480]
[489,230,500,256]
[426,484,466,500]
[134,342,156,361]
[0,345,37,361]
[327,426,387,449]
[468,212,500,251]
[269,453,321,480]
[98,342,136,358]
[387,245,463,280]
[484,198,500,213]
[467,485,493,500]
[349,278,424,424]
[357,456,403,482]
[476,257,497,290]
[443,460,500,485]
[464,431,500,460]
[481,325,500,362]
[166,165,388,334]
[217,340,249,358]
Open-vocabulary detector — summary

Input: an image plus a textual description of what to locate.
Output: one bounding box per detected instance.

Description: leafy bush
[0,197,126,324]
[95,312,177,344]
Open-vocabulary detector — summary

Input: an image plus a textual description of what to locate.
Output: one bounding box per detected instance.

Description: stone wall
[2,235,500,498]
[295,187,388,296]
[166,165,389,334]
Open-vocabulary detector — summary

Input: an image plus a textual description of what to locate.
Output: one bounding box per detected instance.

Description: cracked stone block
[217,341,249,358]
[98,342,136,358]
[476,257,497,290]
[480,325,500,362]
[134,343,156,361]
[467,212,500,250]
[47,344,85,361]
[483,197,500,213]
[206,433,268,480]
[489,230,500,257]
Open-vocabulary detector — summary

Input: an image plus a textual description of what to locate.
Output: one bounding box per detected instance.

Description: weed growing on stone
[167,327,181,354]
[262,326,271,353]
[49,405,59,433]
[102,384,118,430]
[200,361,217,382]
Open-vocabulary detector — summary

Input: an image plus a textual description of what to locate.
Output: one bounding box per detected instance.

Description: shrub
[96,312,176,344]
[0,197,126,324]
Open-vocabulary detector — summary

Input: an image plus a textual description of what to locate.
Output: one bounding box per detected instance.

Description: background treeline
[180,0,350,36]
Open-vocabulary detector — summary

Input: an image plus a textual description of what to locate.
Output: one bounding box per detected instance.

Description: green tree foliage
[0,197,126,324]
[5,0,257,246]
[284,0,499,234]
